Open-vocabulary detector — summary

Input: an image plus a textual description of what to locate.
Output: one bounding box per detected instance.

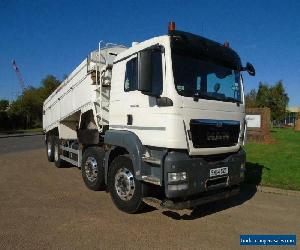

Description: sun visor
[169,30,242,70]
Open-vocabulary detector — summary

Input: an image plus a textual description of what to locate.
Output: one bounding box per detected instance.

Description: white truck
[43,22,255,213]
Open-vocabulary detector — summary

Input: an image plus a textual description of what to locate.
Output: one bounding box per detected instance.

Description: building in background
[284,107,300,126]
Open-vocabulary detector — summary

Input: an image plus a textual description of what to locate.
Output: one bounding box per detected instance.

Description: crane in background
[11,59,30,128]
[11,60,26,92]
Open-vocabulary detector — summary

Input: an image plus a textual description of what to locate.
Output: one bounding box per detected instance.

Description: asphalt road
[0,134,44,154]
[0,135,299,249]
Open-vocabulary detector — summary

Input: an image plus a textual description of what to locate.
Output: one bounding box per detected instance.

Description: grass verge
[244,128,300,191]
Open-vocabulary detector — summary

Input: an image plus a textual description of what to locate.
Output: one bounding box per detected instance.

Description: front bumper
[164,148,245,199]
[161,186,240,210]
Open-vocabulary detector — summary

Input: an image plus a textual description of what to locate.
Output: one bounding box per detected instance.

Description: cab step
[142,156,161,165]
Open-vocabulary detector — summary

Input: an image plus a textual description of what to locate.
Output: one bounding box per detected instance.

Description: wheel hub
[84,157,98,182]
[114,168,135,201]
[54,144,59,161]
[47,141,52,157]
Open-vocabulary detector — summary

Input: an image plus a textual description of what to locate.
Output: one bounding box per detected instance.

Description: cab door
[118,48,166,146]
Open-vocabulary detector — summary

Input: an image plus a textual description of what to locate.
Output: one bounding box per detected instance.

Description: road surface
[0,135,299,249]
[0,134,44,155]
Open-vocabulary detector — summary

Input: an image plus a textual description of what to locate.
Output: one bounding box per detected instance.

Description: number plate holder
[209,167,228,178]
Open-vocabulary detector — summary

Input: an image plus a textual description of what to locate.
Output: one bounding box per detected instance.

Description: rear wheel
[108,155,145,213]
[46,135,54,162]
[54,137,64,168]
[81,147,105,191]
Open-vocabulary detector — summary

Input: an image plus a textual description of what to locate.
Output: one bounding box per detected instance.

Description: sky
[0,0,299,106]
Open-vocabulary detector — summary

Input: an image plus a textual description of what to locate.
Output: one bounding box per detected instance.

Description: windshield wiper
[193,92,221,102]
[193,92,241,104]
[224,96,241,104]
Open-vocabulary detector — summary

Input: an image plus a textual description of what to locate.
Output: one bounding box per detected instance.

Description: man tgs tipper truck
[43,22,255,213]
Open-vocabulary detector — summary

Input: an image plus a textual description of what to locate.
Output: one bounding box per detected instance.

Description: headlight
[168,172,187,183]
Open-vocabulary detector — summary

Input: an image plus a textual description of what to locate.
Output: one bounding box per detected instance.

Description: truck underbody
[45,131,245,211]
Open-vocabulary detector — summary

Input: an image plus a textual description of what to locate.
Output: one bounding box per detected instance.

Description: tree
[245,89,257,108]
[8,75,61,129]
[40,75,60,100]
[0,99,9,111]
[269,81,289,121]
[256,82,272,107]
[255,81,289,122]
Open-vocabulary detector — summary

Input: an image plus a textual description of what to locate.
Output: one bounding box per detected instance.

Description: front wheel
[108,155,145,213]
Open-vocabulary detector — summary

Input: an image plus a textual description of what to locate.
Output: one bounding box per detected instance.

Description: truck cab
[104,26,255,211]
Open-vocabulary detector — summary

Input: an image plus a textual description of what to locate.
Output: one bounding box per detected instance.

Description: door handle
[127,114,133,125]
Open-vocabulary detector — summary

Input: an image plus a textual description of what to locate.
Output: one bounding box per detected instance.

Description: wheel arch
[104,130,146,184]
[78,109,100,145]
[79,109,97,130]
[104,146,128,185]
[46,127,59,140]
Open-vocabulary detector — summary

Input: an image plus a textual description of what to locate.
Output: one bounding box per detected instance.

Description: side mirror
[245,62,255,76]
[138,50,152,92]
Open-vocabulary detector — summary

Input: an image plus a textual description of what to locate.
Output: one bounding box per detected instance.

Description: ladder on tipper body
[88,42,127,133]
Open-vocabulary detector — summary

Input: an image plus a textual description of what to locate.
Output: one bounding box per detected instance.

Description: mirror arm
[241,66,248,72]
[156,97,173,107]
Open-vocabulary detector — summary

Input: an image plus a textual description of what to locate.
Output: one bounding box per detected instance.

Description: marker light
[224,41,230,48]
[240,162,246,178]
[168,21,176,32]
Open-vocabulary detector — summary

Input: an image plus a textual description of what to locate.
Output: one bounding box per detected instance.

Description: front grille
[190,119,240,148]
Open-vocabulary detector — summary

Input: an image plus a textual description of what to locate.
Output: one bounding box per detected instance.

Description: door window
[150,50,163,96]
[124,57,138,92]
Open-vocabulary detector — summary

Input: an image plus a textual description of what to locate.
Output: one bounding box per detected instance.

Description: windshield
[172,52,242,103]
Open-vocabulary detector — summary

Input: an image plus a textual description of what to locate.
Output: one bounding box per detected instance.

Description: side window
[124,57,138,92]
[151,50,163,96]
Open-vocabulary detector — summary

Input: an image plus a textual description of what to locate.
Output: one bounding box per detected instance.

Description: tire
[81,147,105,191]
[108,155,145,213]
[46,135,54,162]
[54,137,64,168]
